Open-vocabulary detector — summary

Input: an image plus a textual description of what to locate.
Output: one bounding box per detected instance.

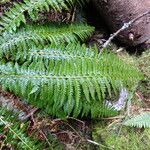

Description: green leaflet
[0,44,143,118]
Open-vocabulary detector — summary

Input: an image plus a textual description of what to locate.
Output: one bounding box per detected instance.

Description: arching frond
[0,0,88,33]
[124,112,150,128]
[0,23,94,58]
[0,45,143,118]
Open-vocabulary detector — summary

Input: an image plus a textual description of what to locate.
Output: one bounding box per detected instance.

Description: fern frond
[0,107,45,149]
[0,0,88,33]
[124,112,150,128]
[0,23,94,58]
[0,45,143,118]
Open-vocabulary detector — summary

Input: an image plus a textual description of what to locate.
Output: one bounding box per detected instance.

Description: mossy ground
[93,123,150,150]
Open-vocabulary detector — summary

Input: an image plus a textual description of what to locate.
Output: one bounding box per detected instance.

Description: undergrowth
[0,0,148,149]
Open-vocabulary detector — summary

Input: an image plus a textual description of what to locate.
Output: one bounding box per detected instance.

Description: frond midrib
[29,49,98,61]
[0,73,105,80]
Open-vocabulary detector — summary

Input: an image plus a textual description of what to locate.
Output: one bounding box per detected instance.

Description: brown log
[92,0,150,46]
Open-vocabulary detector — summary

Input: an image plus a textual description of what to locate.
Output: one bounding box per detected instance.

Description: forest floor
[0,1,150,149]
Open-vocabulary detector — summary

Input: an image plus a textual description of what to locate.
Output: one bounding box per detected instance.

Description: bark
[92,0,150,46]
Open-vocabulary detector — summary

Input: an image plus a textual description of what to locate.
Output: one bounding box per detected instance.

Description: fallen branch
[101,10,150,53]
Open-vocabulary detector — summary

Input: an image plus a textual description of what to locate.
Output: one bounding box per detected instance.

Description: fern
[124,112,150,128]
[0,45,143,118]
[0,107,46,149]
[0,0,87,33]
[0,23,94,58]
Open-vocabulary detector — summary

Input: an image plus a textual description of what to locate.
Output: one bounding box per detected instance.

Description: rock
[92,0,150,46]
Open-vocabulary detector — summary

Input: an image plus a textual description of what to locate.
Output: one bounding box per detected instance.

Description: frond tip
[124,112,150,128]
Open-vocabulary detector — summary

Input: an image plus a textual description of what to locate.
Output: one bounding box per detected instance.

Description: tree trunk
[92,0,150,46]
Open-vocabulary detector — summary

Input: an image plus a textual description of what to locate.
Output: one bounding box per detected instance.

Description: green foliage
[124,112,150,128]
[0,0,87,33]
[0,23,94,59]
[0,108,45,149]
[0,44,143,118]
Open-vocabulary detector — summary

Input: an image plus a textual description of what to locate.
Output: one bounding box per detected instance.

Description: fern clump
[0,23,94,59]
[0,108,46,149]
[0,0,87,33]
[0,44,143,118]
[0,0,144,119]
